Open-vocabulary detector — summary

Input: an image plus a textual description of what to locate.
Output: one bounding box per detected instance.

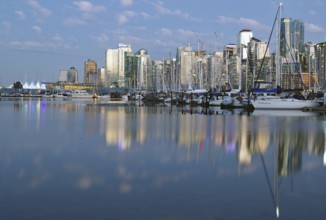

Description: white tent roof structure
[22,81,46,90]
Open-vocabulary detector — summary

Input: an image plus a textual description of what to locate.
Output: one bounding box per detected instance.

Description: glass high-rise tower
[280,18,304,57]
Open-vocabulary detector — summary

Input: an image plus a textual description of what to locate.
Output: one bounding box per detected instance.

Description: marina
[1,1,326,219]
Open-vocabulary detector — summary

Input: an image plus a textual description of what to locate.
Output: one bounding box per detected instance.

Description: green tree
[13,81,23,89]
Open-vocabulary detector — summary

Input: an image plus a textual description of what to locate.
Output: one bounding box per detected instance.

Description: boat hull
[251,98,320,110]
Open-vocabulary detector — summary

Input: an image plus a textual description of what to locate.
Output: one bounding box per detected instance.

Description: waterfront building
[193,55,208,90]
[151,57,177,92]
[280,18,304,58]
[59,68,78,83]
[237,29,253,91]
[59,69,68,82]
[98,67,106,86]
[223,44,237,90]
[105,44,132,87]
[302,42,317,90]
[118,44,132,87]
[207,52,223,90]
[124,51,137,89]
[176,46,195,90]
[224,44,237,68]
[315,42,326,90]
[279,18,305,90]
[153,60,164,92]
[238,29,253,60]
[247,38,271,90]
[67,67,78,83]
[135,49,152,91]
[167,58,177,91]
[292,19,305,54]
[280,18,292,57]
[105,48,119,87]
[84,59,97,84]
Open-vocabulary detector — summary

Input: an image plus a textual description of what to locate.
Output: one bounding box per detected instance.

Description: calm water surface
[1,98,326,220]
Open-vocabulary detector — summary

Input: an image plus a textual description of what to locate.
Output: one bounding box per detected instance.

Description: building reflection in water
[104,106,131,150]
[2,100,326,219]
[9,101,326,172]
[94,105,326,173]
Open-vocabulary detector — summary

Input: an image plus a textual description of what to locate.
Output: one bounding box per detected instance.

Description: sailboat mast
[162,58,165,92]
[275,3,283,87]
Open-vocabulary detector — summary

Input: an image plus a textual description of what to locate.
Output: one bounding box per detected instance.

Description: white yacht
[53,92,72,99]
[251,98,320,110]
[70,90,94,99]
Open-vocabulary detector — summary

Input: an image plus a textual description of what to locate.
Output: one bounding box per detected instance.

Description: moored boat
[251,98,320,110]
[70,90,94,99]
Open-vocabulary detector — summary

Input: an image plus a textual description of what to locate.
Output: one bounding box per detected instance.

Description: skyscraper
[280,18,304,57]
[292,19,305,54]
[98,67,106,85]
[280,18,291,57]
[118,44,132,87]
[59,69,68,82]
[105,44,132,87]
[238,29,253,60]
[135,49,151,91]
[84,59,97,84]
[67,67,78,83]
[176,46,195,90]
[105,48,119,86]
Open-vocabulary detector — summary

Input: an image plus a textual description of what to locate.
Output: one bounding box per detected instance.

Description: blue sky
[0,0,325,85]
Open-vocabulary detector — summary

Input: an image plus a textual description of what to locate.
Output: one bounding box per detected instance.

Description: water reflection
[1,99,326,219]
[3,99,325,167]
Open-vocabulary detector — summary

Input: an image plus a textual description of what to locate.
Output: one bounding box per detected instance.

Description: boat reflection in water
[0,99,326,219]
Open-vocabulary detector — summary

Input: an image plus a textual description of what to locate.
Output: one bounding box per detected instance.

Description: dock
[302,106,326,113]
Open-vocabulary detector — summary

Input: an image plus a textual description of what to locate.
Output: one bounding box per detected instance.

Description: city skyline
[1,0,325,86]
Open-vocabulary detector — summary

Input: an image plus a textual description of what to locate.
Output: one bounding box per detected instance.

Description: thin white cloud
[154,39,169,47]
[10,40,72,52]
[140,12,150,19]
[305,22,325,33]
[27,0,52,17]
[152,2,198,21]
[117,11,138,25]
[64,18,87,26]
[124,11,137,17]
[120,0,133,7]
[10,41,42,48]
[177,29,195,38]
[91,33,109,44]
[217,16,269,31]
[111,28,128,35]
[160,28,173,36]
[117,15,128,24]
[15,11,26,20]
[73,1,106,13]
[118,34,143,44]
[53,34,63,42]
[32,25,42,33]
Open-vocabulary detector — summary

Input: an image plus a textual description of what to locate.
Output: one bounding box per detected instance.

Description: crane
[213,32,218,52]
[194,32,205,51]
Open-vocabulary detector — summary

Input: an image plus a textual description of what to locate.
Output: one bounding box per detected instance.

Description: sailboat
[250,3,320,110]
